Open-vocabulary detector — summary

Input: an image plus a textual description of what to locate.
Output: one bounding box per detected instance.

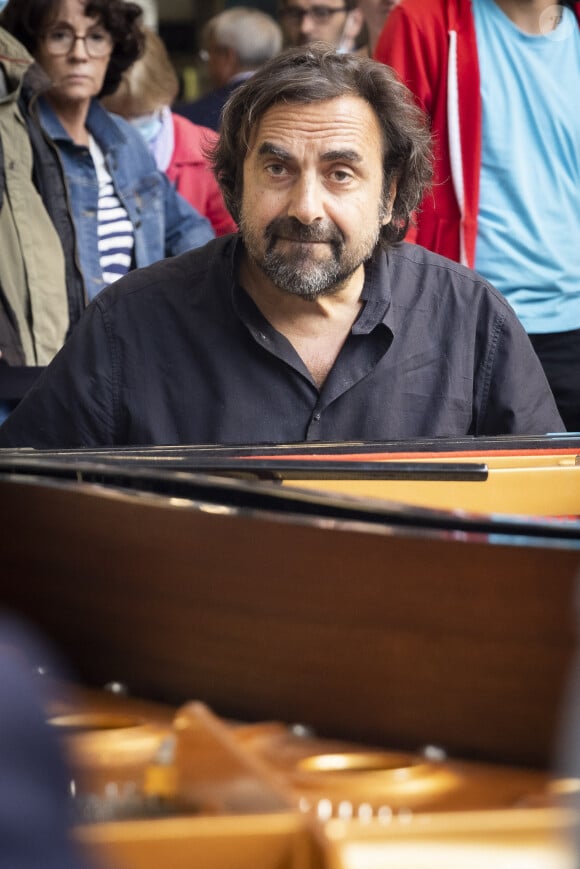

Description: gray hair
[203,7,283,70]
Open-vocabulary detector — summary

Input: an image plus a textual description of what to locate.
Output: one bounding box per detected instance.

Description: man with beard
[0,45,563,449]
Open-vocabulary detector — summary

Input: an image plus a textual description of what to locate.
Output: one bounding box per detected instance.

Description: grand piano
[1,433,580,868]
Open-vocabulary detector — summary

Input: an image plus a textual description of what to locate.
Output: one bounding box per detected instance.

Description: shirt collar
[37,96,65,139]
[38,96,125,151]
[231,238,395,335]
[353,246,394,335]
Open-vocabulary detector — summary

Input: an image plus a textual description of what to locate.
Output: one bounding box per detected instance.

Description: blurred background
[142,0,278,101]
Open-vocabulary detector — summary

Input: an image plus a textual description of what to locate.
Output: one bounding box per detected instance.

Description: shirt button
[313,412,321,422]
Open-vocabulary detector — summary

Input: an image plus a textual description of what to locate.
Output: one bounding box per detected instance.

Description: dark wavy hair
[211,44,433,246]
[0,0,144,96]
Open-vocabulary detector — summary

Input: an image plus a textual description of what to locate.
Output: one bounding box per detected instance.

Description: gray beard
[241,214,383,301]
[258,245,356,301]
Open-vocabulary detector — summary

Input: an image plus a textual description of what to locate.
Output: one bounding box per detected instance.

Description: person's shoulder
[99,109,160,171]
[172,112,218,142]
[390,240,475,277]
[389,242,515,312]
[376,0,457,67]
[174,89,223,117]
[106,110,148,146]
[388,0,425,16]
[173,85,234,131]
[171,113,218,161]
[0,27,33,68]
[94,234,236,314]
[384,0,463,29]
[90,101,150,150]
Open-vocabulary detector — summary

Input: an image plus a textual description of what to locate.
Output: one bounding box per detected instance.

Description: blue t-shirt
[473,0,580,333]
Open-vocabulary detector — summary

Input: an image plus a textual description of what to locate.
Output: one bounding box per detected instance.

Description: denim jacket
[38,98,214,300]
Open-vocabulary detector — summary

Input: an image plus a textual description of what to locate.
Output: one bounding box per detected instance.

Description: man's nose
[287,174,325,224]
[299,11,317,37]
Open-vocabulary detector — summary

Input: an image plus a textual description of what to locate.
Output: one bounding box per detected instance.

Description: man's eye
[50,29,70,40]
[311,7,332,21]
[330,169,352,182]
[266,163,287,176]
[88,31,107,42]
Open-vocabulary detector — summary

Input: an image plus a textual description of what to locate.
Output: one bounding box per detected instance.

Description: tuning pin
[397,807,414,824]
[420,744,447,762]
[289,723,316,739]
[316,798,333,821]
[377,805,393,824]
[337,800,353,820]
[103,681,128,695]
[357,802,373,823]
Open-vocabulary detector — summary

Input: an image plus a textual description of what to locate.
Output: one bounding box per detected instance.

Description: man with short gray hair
[175,7,282,131]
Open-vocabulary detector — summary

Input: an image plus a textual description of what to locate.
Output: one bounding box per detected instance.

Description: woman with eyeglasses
[0,0,214,303]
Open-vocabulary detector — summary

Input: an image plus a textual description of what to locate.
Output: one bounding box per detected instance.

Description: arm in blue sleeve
[161,172,215,257]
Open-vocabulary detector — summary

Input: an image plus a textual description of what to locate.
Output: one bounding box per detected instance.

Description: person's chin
[59,77,97,95]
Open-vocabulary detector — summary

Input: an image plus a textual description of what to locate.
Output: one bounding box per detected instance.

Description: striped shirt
[88,136,134,297]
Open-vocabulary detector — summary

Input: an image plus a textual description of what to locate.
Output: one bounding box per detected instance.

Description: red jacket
[375,0,580,267]
[166,113,237,237]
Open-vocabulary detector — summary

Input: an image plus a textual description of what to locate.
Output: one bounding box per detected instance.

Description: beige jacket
[0,27,68,365]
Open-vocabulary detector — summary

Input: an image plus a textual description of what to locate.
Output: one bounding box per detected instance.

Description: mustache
[264,217,344,246]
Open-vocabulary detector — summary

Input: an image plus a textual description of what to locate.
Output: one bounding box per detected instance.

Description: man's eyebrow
[257,142,292,160]
[321,149,363,163]
[256,144,364,164]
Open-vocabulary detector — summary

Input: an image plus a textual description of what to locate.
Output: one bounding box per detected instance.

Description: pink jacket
[166,113,237,237]
[375,0,580,267]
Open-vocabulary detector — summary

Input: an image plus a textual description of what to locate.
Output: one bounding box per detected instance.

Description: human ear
[343,7,365,42]
[381,180,397,224]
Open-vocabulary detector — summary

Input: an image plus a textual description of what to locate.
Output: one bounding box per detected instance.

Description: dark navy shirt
[0,236,564,448]
[173,80,244,132]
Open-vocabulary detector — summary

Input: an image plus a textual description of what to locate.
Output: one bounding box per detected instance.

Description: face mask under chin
[130,110,164,146]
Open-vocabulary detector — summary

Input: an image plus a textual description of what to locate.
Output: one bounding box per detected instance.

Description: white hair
[132,0,158,32]
[204,7,283,70]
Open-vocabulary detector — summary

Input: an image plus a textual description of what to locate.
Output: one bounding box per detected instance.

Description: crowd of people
[0,0,578,438]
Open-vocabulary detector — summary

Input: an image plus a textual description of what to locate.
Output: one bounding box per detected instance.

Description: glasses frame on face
[41,24,114,59]
[279,4,349,25]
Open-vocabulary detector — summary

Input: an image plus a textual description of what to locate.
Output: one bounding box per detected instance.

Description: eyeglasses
[42,25,113,58]
[280,5,349,24]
